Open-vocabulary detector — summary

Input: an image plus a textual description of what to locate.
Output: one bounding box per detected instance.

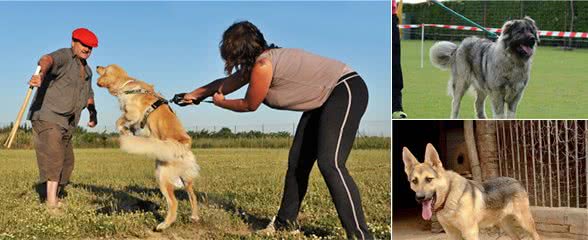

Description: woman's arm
[213,59,273,112]
[183,71,248,104]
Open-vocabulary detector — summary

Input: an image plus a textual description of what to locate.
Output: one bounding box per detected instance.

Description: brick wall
[531,207,588,238]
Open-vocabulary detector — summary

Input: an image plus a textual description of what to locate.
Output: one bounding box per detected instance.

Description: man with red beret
[27,27,99,213]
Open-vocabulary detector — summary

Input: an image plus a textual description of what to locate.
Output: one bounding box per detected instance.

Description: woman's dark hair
[220,21,278,81]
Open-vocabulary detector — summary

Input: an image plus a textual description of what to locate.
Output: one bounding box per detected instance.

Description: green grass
[0,148,390,239]
[400,40,588,119]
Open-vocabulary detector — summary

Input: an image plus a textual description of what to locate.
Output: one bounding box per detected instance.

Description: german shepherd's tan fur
[402,144,541,240]
[96,64,200,231]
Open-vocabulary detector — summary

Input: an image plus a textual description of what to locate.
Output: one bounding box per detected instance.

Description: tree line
[0,124,389,149]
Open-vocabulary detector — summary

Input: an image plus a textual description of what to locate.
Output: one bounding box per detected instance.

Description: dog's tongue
[520,44,533,55]
[422,200,433,220]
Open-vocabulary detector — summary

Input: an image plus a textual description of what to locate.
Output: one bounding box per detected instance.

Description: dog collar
[434,178,452,212]
[117,80,155,96]
[116,80,137,95]
[119,79,135,89]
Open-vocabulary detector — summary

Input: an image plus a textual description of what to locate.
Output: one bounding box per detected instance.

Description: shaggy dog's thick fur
[430,17,539,119]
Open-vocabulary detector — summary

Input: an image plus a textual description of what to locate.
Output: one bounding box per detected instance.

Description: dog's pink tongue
[521,44,532,55]
[422,200,433,220]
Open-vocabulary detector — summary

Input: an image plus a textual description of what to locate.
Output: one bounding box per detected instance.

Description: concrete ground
[392,208,576,240]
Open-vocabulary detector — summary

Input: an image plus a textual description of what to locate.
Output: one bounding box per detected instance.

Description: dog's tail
[118,135,199,178]
[430,41,457,69]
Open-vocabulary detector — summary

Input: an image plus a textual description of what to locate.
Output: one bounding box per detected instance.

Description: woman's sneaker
[392,111,408,119]
[257,216,300,235]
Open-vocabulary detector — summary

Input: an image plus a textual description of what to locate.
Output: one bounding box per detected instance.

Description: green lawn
[0,148,390,239]
[400,40,588,119]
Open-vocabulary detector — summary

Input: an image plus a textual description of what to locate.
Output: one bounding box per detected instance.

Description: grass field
[400,40,588,119]
[0,148,390,239]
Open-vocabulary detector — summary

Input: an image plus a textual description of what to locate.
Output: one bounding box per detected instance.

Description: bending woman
[178,21,372,239]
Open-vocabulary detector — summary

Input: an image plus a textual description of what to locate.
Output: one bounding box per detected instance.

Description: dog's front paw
[117,124,131,135]
[155,222,170,231]
[119,129,131,136]
[190,215,200,222]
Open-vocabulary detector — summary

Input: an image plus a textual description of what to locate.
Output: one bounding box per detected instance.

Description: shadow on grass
[202,192,333,237]
[32,182,331,237]
[69,183,207,221]
[71,183,163,219]
[204,192,268,231]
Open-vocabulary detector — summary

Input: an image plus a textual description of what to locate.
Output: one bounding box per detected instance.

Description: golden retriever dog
[96,64,200,231]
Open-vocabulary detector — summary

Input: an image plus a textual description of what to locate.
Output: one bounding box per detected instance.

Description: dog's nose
[415,193,426,202]
[96,66,101,70]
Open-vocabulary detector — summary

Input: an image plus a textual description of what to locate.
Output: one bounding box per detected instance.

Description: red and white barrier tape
[399,24,588,39]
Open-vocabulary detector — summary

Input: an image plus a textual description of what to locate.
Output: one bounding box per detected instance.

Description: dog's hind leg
[184,180,200,222]
[474,90,487,119]
[449,76,470,119]
[156,173,178,231]
[513,202,541,240]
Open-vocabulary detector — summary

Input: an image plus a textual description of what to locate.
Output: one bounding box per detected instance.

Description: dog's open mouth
[420,193,436,220]
[515,38,536,58]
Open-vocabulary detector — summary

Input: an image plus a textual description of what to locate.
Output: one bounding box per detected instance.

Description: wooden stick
[4,66,41,148]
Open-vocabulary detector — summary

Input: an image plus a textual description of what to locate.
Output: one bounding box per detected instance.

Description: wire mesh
[496,120,587,208]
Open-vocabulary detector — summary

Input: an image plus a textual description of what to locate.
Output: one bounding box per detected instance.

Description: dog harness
[117,80,172,129]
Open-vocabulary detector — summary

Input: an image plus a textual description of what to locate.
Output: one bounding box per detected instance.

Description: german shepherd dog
[401,144,541,240]
[96,64,200,231]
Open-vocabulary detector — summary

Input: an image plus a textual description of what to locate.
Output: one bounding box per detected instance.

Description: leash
[118,81,212,106]
[431,0,498,40]
[170,93,213,106]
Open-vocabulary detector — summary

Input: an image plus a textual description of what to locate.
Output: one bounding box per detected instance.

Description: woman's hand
[212,92,225,106]
[183,92,200,104]
[212,59,272,112]
[173,91,204,106]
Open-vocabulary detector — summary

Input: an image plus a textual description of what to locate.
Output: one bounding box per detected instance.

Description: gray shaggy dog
[430,17,539,119]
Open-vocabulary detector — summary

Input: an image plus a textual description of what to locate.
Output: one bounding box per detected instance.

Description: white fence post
[420,23,425,69]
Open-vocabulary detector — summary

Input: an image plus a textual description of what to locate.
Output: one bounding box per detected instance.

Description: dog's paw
[155,222,170,232]
[117,125,132,135]
[190,215,200,222]
[118,129,132,136]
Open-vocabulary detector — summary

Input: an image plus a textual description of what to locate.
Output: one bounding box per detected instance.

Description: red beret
[72,28,98,47]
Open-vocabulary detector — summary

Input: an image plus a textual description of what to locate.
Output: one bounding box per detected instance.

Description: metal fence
[496,120,587,209]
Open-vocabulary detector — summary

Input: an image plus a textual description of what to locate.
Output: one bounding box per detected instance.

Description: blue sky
[0,1,391,136]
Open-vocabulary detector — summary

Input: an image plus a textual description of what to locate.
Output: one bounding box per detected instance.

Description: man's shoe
[393,111,408,119]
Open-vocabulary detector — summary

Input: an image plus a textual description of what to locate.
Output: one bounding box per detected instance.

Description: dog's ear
[402,147,419,176]
[524,16,540,43]
[524,16,536,25]
[500,20,514,37]
[424,143,443,170]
